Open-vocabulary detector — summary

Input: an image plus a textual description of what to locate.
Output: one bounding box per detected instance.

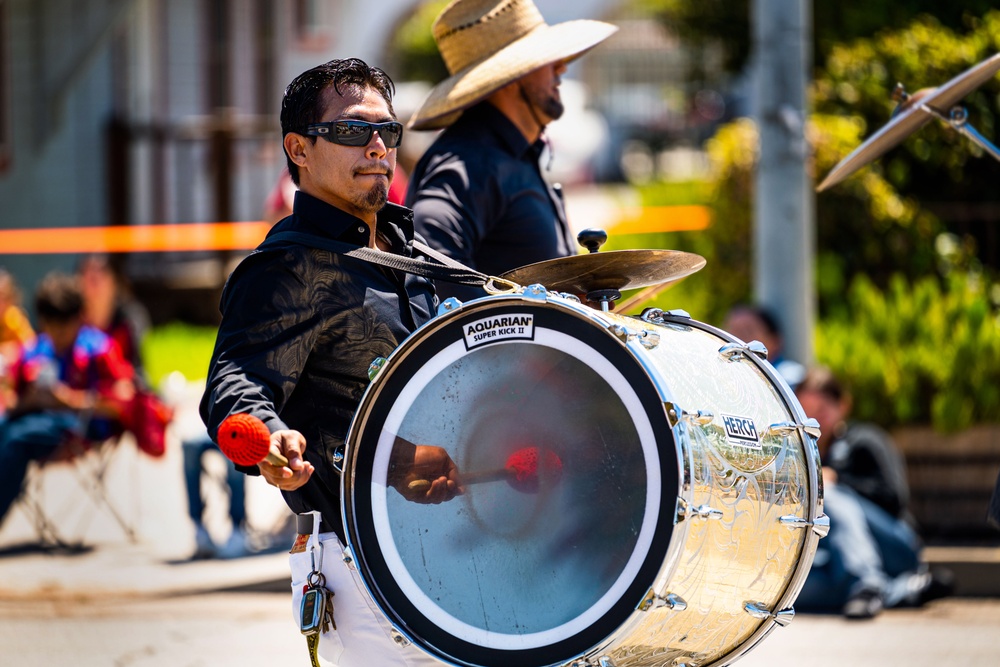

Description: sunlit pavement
[1,589,999,666]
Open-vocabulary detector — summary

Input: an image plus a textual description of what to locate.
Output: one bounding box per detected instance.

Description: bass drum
[343,291,826,667]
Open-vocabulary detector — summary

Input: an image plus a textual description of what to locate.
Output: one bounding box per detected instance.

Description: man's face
[796,389,847,454]
[724,310,780,358]
[289,85,396,220]
[520,61,568,124]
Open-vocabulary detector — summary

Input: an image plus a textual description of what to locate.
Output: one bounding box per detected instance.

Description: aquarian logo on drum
[463,313,535,349]
[721,414,761,450]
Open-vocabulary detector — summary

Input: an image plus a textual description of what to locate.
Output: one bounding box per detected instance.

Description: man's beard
[360,180,389,212]
[538,94,564,122]
[522,84,565,124]
[355,166,393,212]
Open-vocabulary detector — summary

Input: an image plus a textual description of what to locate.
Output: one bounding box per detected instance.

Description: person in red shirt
[76,254,150,376]
[0,272,135,526]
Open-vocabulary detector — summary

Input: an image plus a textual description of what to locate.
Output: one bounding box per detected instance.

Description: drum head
[344,300,679,667]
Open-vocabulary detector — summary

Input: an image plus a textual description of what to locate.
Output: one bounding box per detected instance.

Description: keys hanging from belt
[301,570,336,667]
[298,511,335,667]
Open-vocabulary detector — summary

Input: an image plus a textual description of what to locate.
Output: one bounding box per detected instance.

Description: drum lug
[367,357,387,382]
[666,405,713,428]
[389,629,411,647]
[436,297,463,316]
[638,589,688,612]
[676,499,723,522]
[743,601,795,626]
[609,323,635,343]
[523,283,549,300]
[765,418,822,441]
[780,513,831,537]
[683,409,714,426]
[719,340,769,361]
[613,324,660,349]
[802,418,822,438]
[640,307,665,322]
[639,307,691,323]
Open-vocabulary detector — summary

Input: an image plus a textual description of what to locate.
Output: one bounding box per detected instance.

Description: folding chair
[16,429,138,549]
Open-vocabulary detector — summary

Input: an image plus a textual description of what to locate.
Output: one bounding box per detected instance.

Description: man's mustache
[355,163,393,178]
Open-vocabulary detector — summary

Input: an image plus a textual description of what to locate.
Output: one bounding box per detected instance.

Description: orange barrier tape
[0,207,708,254]
[0,222,272,254]
[610,205,711,235]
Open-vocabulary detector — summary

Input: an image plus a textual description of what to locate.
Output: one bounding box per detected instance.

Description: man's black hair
[280,58,396,185]
[35,272,83,323]
[797,366,847,404]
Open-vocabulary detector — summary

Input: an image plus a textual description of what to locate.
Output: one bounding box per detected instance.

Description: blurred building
[0,0,713,323]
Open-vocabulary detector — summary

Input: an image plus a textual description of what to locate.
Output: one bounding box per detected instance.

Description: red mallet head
[217,413,288,467]
[506,447,563,493]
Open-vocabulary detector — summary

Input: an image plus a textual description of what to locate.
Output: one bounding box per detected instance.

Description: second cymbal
[500,249,706,295]
[817,52,1000,191]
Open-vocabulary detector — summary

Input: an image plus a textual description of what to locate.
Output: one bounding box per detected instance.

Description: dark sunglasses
[303,120,403,148]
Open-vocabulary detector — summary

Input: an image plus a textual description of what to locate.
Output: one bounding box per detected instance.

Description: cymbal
[817,52,1000,192]
[500,249,706,295]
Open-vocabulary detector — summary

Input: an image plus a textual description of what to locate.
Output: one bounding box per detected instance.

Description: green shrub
[816,273,1000,432]
[141,322,218,388]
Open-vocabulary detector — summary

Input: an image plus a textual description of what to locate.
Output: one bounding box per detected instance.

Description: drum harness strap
[260,231,519,294]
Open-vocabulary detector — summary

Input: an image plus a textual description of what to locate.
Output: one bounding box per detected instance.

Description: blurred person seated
[0,268,36,417]
[77,254,150,376]
[724,304,806,389]
[0,268,35,358]
[798,366,912,521]
[795,366,952,619]
[77,254,171,458]
[183,431,251,559]
[0,272,136,527]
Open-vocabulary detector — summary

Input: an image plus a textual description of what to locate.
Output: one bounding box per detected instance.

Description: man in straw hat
[406,0,617,301]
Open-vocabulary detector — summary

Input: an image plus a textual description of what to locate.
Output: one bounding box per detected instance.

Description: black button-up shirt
[200,191,437,538]
[406,102,574,301]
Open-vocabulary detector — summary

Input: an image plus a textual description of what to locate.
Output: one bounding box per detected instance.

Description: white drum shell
[342,291,823,667]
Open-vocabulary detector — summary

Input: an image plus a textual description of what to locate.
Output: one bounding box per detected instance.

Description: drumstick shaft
[616,281,674,313]
[265,449,289,468]
[407,467,513,492]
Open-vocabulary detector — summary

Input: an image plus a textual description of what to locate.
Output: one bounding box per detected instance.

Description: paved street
[1,590,999,666]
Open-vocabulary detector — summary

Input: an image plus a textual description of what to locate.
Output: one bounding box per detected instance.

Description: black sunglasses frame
[303,120,403,148]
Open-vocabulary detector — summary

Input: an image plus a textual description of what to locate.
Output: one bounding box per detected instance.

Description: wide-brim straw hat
[408,0,618,131]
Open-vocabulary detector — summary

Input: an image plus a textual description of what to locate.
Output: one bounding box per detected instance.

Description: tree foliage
[644,7,1000,429]
[388,0,451,83]
[643,0,999,75]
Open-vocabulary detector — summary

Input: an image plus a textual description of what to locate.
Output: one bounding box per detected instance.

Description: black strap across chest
[259,231,490,287]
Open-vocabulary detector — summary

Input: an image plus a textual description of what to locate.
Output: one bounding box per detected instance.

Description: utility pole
[752,0,815,366]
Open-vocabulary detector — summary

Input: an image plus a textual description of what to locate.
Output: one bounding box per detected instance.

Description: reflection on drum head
[369,330,661,649]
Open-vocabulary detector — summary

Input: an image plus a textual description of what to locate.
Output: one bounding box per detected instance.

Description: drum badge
[463,313,534,349]
[721,414,761,450]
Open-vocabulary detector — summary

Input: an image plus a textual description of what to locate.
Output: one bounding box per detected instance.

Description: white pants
[289,531,443,667]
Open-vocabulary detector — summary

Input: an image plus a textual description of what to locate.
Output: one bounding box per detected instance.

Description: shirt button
[357,225,366,234]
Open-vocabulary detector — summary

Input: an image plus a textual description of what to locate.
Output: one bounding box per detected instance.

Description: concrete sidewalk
[0,542,291,600]
[0,425,297,600]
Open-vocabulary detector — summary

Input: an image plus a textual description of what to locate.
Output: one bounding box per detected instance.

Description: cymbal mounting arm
[927,104,1000,163]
